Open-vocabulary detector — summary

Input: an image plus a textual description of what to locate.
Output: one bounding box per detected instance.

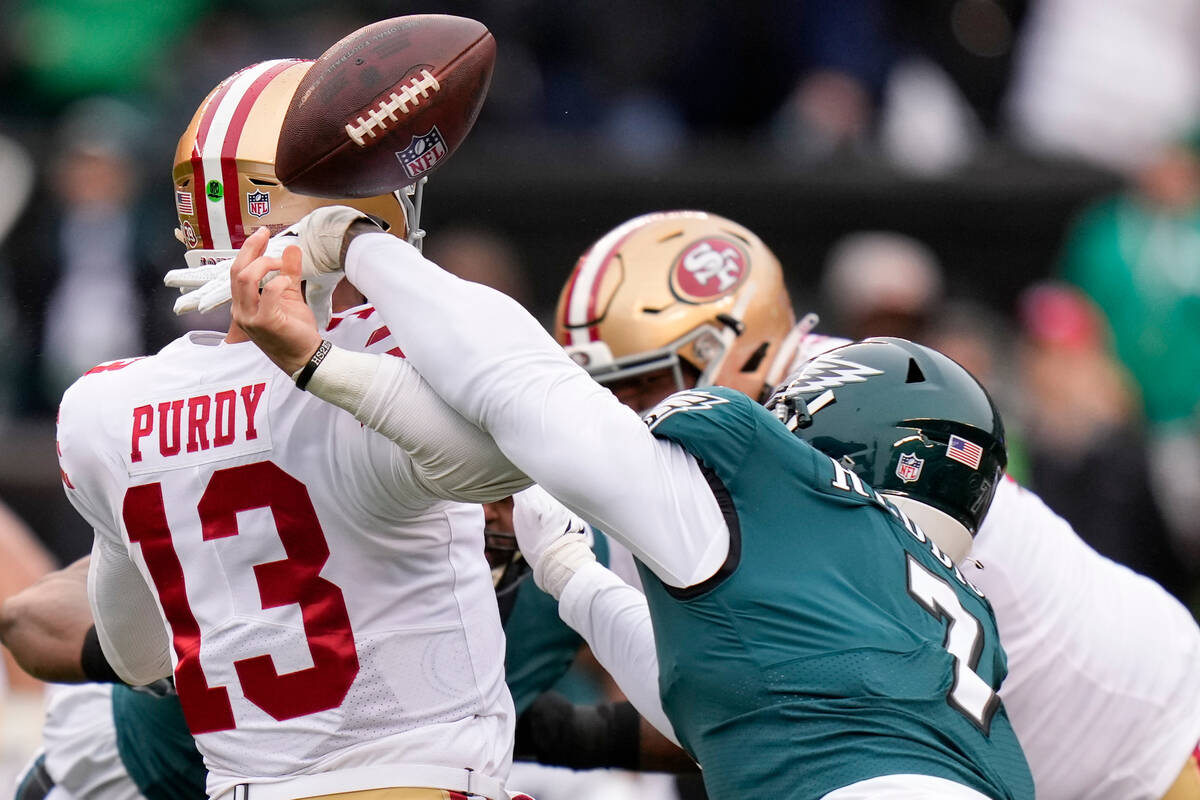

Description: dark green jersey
[111,686,207,800]
[505,531,610,714]
[639,387,1033,800]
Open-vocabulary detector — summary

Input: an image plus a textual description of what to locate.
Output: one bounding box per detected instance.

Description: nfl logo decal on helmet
[896,452,924,483]
[246,191,270,218]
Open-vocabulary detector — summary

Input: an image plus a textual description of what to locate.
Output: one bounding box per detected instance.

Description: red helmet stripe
[190,76,238,251]
[194,60,299,250]
[564,213,667,345]
[219,60,297,247]
[559,256,589,342]
[583,250,619,343]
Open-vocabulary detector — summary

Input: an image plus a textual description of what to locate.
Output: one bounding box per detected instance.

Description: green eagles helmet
[766,337,1006,535]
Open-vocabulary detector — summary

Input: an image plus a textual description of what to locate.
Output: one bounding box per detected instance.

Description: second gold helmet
[555,211,795,401]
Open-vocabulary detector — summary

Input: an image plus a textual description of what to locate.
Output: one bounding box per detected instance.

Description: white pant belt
[223,764,507,800]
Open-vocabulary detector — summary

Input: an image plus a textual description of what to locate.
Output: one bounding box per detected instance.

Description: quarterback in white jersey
[53,58,531,800]
[57,295,525,799]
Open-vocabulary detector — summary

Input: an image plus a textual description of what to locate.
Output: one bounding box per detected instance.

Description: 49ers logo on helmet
[180,220,199,248]
[670,237,749,303]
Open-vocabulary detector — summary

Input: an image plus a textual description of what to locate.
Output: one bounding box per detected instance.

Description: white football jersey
[968,478,1200,800]
[56,306,513,799]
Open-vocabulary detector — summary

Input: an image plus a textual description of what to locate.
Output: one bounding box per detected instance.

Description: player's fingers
[228,232,272,304]
[257,268,290,312]
[280,245,304,281]
[230,226,270,277]
[231,253,281,322]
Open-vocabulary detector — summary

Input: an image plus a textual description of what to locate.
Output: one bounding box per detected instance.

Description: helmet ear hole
[740,342,769,373]
[905,359,926,383]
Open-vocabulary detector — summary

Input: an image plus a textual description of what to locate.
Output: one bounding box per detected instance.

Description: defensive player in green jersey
[223,207,1035,800]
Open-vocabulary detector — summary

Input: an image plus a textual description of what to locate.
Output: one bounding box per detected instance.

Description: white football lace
[345,70,441,146]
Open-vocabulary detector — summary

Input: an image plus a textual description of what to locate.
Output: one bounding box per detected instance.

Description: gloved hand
[164,206,383,321]
[512,485,595,600]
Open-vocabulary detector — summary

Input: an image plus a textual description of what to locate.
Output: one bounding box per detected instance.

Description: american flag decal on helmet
[947,434,983,470]
[176,189,194,215]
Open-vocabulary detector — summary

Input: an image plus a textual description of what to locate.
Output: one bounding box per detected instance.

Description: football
[275,14,495,198]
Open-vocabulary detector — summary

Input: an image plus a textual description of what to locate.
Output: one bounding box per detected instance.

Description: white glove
[164,206,380,319]
[512,485,595,600]
[164,258,234,315]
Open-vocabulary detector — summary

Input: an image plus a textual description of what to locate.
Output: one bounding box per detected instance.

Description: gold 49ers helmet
[172,59,410,267]
[555,211,796,401]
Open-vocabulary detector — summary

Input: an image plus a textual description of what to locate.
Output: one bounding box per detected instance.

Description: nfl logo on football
[896,452,924,483]
[396,128,447,179]
[246,191,270,218]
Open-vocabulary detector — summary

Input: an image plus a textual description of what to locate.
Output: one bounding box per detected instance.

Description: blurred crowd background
[0,0,1198,793]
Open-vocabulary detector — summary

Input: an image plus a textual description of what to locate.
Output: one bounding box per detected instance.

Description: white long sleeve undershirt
[305,344,531,502]
[343,233,730,589]
[558,561,679,746]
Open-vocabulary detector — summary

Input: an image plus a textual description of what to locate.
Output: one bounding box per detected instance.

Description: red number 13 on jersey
[124,461,359,734]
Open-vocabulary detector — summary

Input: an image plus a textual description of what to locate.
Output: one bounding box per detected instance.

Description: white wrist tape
[301,344,378,406]
[534,533,597,601]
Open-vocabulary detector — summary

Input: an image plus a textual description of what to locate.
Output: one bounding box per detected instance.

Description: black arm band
[80,625,126,685]
[515,692,641,770]
[294,339,332,391]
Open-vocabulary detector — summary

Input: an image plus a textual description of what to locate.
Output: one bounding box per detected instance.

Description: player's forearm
[344,233,729,587]
[557,561,679,745]
[0,557,93,682]
[304,344,530,502]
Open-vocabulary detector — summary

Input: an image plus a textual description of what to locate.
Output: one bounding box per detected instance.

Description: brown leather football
[275,14,495,198]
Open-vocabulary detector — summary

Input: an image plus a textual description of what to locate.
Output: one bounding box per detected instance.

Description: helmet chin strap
[763,312,822,390]
[396,176,428,251]
[697,283,757,388]
[887,495,974,564]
